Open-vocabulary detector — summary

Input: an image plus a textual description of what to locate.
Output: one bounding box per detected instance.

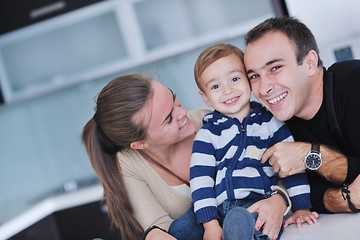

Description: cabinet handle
[29,1,66,19]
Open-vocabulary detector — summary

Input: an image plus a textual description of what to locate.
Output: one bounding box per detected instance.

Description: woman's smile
[179,117,187,130]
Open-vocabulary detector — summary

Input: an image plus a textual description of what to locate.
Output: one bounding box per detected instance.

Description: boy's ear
[130,140,149,150]
[199,90,212,108]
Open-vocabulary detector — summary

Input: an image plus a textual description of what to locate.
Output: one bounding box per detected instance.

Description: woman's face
[134,80,196,149]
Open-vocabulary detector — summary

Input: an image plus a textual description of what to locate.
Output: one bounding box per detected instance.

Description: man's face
[244,31,310,121]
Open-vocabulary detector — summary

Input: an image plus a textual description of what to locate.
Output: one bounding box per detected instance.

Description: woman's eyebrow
[162,88,176,125]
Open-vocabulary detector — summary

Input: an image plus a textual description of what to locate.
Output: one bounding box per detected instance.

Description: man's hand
[284,209,319,228]
[261,142,309,177]
[247,194,287,240]
[203,219,223,240]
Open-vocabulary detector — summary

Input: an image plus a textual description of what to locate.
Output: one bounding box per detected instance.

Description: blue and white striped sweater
[190,102,312,224]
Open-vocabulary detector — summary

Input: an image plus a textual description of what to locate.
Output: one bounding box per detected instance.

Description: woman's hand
[146,228,176,240]
[284,209,319,228]
[247,194,287,240]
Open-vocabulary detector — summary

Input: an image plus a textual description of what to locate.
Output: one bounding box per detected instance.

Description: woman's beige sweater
[117,109,210,231]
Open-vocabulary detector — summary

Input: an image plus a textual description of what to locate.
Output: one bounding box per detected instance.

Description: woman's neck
[143,132,196,165]
[141,132,196,184]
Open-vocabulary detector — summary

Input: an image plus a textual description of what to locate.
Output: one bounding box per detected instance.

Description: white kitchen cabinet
[0,0,274,104]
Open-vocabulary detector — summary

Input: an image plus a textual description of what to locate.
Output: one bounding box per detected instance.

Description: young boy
[190,44,318,240]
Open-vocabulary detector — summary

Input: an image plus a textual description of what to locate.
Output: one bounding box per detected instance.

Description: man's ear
[199,90,212,108]
[130,140,149,150]
[304,50,319,76]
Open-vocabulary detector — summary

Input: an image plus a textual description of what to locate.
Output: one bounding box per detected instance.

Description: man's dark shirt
[286,60,360,213]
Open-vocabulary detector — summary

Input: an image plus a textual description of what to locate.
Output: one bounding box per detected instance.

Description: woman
[82,74,289,240]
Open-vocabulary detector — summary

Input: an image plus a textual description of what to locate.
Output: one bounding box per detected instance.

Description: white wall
[285,0,360,66]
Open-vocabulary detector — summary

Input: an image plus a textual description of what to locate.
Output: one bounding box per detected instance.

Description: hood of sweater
[203,101,266,127]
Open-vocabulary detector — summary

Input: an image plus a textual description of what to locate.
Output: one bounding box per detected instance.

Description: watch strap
[311,143,320,153]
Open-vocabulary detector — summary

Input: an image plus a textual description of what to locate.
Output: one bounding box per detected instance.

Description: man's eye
[272,66,281,71]
[211,85,219,90]
[248,74,259,80]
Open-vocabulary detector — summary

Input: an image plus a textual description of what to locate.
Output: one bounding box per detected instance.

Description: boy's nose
[223,84,233,95]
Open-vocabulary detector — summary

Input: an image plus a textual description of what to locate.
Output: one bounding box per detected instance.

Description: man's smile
[267,92,287,104]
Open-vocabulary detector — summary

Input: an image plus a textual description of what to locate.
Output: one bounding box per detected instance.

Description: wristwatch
[304,143,322,170]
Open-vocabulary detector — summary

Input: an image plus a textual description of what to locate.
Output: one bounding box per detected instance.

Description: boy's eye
[232,77,239,82]
[211,84,219,90]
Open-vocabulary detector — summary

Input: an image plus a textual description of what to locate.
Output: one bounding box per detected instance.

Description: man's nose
[259,78,273,96]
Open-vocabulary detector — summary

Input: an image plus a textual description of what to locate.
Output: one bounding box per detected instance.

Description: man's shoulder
[328,60,360,76]
[326,60,360,96]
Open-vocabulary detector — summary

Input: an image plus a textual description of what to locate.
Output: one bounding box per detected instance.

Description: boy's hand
[284,209,319,228]
[203,219,223,240]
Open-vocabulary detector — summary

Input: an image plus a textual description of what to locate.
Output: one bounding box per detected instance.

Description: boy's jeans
[168,194,284,240]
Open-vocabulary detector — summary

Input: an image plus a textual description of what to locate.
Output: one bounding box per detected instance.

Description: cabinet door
[0,0,106,34]
[133,0,273,50]
[0,1,128,103]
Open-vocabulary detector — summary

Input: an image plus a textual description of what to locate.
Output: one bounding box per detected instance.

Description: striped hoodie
[190,102,312,224]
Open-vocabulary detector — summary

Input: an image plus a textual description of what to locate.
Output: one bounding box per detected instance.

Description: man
[243,16,360,214]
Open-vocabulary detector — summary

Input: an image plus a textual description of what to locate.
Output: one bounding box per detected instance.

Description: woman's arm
[145,227,176,240]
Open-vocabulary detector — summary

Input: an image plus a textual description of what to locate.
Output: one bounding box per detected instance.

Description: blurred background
[0,0,359,239]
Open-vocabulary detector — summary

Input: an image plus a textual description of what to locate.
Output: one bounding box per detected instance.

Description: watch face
[305,153,322,170]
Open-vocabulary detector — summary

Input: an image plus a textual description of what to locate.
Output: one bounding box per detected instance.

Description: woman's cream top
[117,109,210,231]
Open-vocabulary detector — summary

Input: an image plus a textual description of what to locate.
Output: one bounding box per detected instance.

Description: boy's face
[199,54,251,119]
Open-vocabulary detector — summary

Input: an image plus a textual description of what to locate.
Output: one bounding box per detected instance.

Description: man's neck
[297,68,324,120]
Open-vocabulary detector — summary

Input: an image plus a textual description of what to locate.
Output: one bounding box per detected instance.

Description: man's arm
[261,142,347,183]
[324,174,360,212]
[317,145,347,184]
[261,142,360,213]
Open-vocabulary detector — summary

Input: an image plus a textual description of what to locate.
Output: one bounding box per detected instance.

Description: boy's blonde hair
[194,43,244,91]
